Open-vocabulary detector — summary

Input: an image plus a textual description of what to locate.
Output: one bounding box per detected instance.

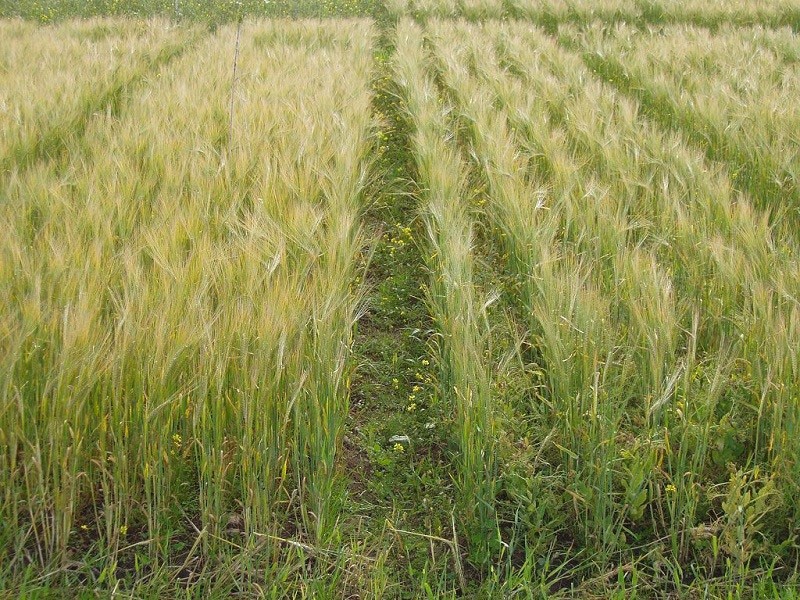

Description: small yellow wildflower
[393,443,405,453]
[120,525,128,536]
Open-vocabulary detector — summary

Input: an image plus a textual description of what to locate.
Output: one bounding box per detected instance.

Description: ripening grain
[0,18,374,572]
[426,17,800,568]
[567,22,800,229]
[0,18,193,171]
[1,5,799,596]
[394,18,497,558]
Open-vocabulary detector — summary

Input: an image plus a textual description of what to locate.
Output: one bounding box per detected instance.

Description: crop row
[384,0,800,31]
[563,22,800,234]
[419,16,800,579]
[0,19,375,572]
[393,19,498,562]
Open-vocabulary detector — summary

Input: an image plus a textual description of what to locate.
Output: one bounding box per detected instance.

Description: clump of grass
[502,0,800,30]
[648,0,800,30]
[500,0,643,29]
[459,0,504,22]
[384,0,409,20]
[409,0,459,20]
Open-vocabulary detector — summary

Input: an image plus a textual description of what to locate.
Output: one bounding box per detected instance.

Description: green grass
[0,0,379,22]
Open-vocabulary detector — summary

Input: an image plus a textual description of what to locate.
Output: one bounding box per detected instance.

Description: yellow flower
[120,525,128,536]
[393,443,405,453]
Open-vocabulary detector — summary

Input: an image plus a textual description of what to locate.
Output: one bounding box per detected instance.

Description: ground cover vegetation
[0,0,378,22]
[1,0,799,597]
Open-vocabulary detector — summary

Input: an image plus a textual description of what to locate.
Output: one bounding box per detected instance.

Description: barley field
[1,1,799,597]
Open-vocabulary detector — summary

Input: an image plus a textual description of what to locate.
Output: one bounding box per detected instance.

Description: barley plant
[424,16,800,588]
[651,0,800,29]
[503,0,800,29]
[504,0,640,24]
[394,18,498,564]
[0,17,374,588]
[1,0,799,596]
[409,0,459,20]
[0,0,379,21]
[459,0,503,22]
[566,22,800,233]
[0,19,193,172]
[383,0,408,19]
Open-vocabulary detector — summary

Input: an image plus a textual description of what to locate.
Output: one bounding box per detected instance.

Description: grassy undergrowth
[342,5,463,594]
[0,0,379,22]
